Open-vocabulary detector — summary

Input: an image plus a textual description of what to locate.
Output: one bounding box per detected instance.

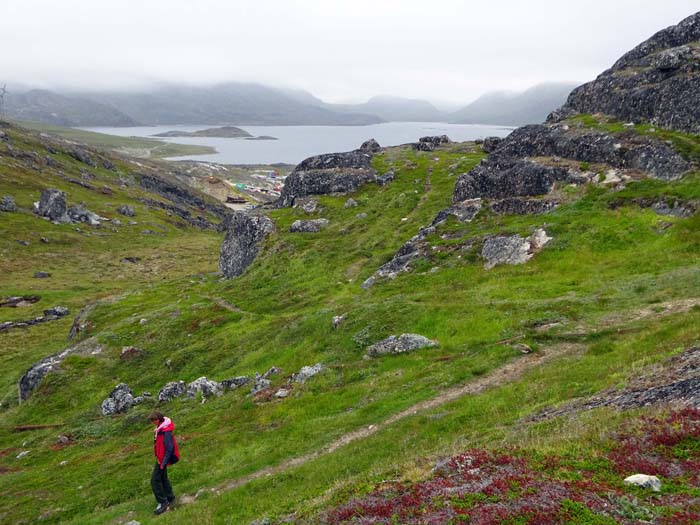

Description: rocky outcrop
[481,228,551,270]
[1,306,70,334]
[220,376,250,390]
[67,204,104,226]
[481,136,503,153]
[366,334,438,357]
[289,218,329,233]
[412,135,451,152]
[219,212,275,278]
[490,197,559,215]
[137,173,229,222]
[277,147,377,207]
[551,12,700,133]
[34,189,70,222]
[0,195,16,212]
[453,124,689,204]
[18,336,100,401]
[359,138,381,154]
[101,383,135,416]
[431,199,482,225]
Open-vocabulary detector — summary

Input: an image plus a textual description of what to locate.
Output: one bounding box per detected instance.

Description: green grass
[1,125,700,524]
[10,119,217,159]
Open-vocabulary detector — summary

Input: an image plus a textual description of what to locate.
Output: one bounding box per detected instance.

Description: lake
[83,122,514,165]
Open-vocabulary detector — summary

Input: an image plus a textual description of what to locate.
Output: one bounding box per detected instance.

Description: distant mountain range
[3,81,581,128]
[448,82,580,126]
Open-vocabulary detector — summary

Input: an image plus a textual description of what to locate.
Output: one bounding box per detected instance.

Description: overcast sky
[1,1,698,106]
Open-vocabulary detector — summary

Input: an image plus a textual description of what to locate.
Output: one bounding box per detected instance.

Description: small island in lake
[245,135,278,141]
[153,126,252,138]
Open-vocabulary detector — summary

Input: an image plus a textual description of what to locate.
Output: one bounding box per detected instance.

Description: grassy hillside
[1,122,700,524]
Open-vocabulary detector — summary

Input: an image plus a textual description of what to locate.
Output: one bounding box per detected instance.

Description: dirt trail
[181,342,583,502]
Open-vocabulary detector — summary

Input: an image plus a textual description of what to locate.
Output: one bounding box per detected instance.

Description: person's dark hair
[149,411,165,423]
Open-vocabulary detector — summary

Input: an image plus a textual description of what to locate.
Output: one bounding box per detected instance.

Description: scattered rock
[513,343,533,354]
[377,171,395,186]
[34,189,70,223]
[219,212,275,278]
[332,314,346,329]
[355,212,368,219]
[344,198,359,208]
[274,388,290,398]
[432,199,482,225]
[0,195,16,212]
[101,383,135,416]
[34,272,51,279]
[292,363,325,383]
[482,229,551,270]
[366,334,438,357]
[289,218,329,233]
[1,306,70,334]
[359,138,381,154]
[68,147,96,167]
[67,204,103,226]
[251,376,271,395]
[120,257,141,264]
[116,205,136,217]
[16,451,30,460]
[158,381,186,403]
[298,198,320,214]
[186,377,223,399]
[624,474,662,492]
[119,346,143,360]
[0,296,40,308]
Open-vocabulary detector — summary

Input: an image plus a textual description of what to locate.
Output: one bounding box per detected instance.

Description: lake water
[84,122,514,165]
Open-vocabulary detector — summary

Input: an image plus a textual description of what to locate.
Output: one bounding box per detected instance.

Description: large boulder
[366,334,438,357]
[219,212,275,278]
[157,381,186,403]
[34,189,70,222]
[289,218,329,233]
[67,204,103,226]
[551,12,700,133]
[277,148,377,207]
[412,135,451,152]
[359,138,381,154]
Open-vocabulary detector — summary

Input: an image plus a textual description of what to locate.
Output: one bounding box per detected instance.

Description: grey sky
[1,0,698,105]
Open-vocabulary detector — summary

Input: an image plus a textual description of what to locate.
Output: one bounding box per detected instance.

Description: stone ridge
[552,11,700,133]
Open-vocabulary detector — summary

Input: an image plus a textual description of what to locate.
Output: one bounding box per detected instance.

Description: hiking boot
[167,496,176,505]
[154,503,168,515]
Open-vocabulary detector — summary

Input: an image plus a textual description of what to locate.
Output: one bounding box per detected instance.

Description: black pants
[151,462,174,504]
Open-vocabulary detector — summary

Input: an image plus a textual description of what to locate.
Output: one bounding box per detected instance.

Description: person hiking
[149,411,180,515]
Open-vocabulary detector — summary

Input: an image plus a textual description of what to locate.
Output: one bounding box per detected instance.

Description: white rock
[16,450,29,459]
[624,474,661,492]
[274,389,290,398]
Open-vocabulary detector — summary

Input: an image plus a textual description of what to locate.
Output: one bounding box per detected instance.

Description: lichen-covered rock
[186,377,223,399]
[481,228,551,270]
[359,138,381,153]
[367,334,438,357]
[298,198,320,214]
[34,189,70,222]
[250,376,271,395]
[551,12,700,133]
[490,198,559,215]
[18,337,102,401]
[68,147,97,167]
[289,218,329,233]
[0,195,16,212]
[344,198,359,208]
[101,383,135,416]
[361,228,432,289]
[219,212,275,278]
[377,171,395,186]
[67,204,103,226]
[412,135,451,152]
[157,381,186,403]
[481,136,503,153]
[277,149,377,207]
[431,199,482,225]
[292,363,325,383]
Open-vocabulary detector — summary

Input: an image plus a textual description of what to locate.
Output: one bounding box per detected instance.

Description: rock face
[453,124,689,204]
[277,147,377,207]
[289,218,329,233]
[34,189,69,222]
[186,377,223,399]
[366,334,438,357]
[101,383,135,416]
[0,195,16,212]
[158,381,186,403]
[219,212,275,278]
[18,337,101,401]
[481,229,551,270]
[552,12,700,133]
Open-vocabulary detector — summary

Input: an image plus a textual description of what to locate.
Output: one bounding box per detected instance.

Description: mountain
[449,82,580,126]
[4,83,383,127]
[332,95,446,122]
[3,89,140,127]
[3,11,700,525]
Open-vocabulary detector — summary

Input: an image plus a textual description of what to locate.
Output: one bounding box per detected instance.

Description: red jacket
[154,419,180,467]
